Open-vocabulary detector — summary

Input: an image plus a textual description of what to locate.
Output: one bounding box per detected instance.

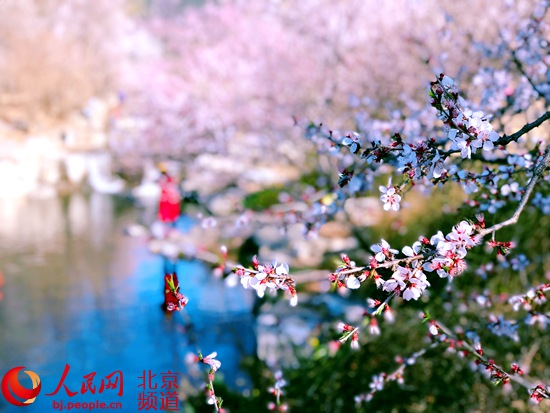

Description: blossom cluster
[508,283,550,329]
[233,256,298,306]
[509,284,549,312]
[486,315,520,342]
[124,3,550,410]
[354,309,550,406]
[430,75,500,159]
[300,70,549,230]
[337,322,360,350]
[197,351,225,411]
[267,371,288,412]
[331,220,482,304]
[458,280,549,333]
[354,347,428,407]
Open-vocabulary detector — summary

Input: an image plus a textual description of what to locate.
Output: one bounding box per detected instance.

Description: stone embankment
[0,96,124,199]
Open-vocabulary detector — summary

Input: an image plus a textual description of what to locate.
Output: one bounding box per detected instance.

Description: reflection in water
[68,193,88,237]
[0,193,255,412]
[0,196,64,259]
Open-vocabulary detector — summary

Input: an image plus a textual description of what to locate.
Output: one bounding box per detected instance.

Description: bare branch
[497,111,550,146]
[437,321,546,394]
[511,50,548,103]
[478,146,550,237]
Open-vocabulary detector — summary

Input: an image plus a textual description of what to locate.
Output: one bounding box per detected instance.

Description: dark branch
[442,111,550,158]
[497,110,550,146]
[478,146,550,237]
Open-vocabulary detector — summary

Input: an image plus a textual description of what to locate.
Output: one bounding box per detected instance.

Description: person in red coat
[157,164,181,281]
[158,165,181,224]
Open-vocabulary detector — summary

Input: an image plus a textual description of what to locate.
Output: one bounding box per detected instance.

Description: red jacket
[158,173,181,223]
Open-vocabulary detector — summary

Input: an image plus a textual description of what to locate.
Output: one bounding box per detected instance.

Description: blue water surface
[0,194,256,412]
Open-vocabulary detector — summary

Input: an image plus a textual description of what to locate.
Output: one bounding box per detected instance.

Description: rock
[324,236,358,252]
[124,223,148,237]
[87,152,125,194]
[208,189,246,216]
[238,164,300,193]
[318,221,352,238]
[291,239,325,267]
[255,225,286,249]
[344,196,381,227]
[65,153,89,185]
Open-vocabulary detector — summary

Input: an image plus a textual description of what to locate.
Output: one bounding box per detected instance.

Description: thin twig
[209,378,220,412]
[478,146,550,237]
[372,292,396,316]
[511,50,548,102]
[436,321,545,393]
[497,111,550,146]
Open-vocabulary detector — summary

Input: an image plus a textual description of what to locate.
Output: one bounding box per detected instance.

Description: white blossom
[202,352,221,372]
[379,181,402,211]
[346,275,361,289]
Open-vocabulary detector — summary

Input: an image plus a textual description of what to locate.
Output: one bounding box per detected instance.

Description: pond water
[0,193,256,412]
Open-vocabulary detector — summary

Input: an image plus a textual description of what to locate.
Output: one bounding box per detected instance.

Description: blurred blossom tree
[122,0,544,162]
[0,0,132,128]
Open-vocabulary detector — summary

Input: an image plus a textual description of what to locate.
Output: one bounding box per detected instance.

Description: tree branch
[441,111,550,157]
[497,111,550,146]
[511,50,548,103]
[436,321,546,395]
[478,146,550,237]
[332,254,424,277]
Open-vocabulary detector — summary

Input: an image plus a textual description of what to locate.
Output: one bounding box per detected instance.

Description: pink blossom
[402,270,430,301]
[369,318,381,336]
[383,307,396,324]
[383,271,406,294]
[369,374,385,391]
[201,352,221,372]
[379,185,402,211]
[371,239,398,262]
[367,298,381,308]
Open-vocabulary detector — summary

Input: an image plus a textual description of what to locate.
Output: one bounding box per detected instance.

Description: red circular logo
[1,366,41,406]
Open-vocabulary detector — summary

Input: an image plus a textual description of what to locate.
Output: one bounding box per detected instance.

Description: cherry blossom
[382,271,406,295]
[346,275,361,290]
[379,183,402,211]
[201,352,222,372]
[402,270,430,301]
[371,239,398,262]
[427,319,440,336]
[133,5,550,406]
[368,318,381,336]
[234,257,297,305]
[369,374,386,392]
